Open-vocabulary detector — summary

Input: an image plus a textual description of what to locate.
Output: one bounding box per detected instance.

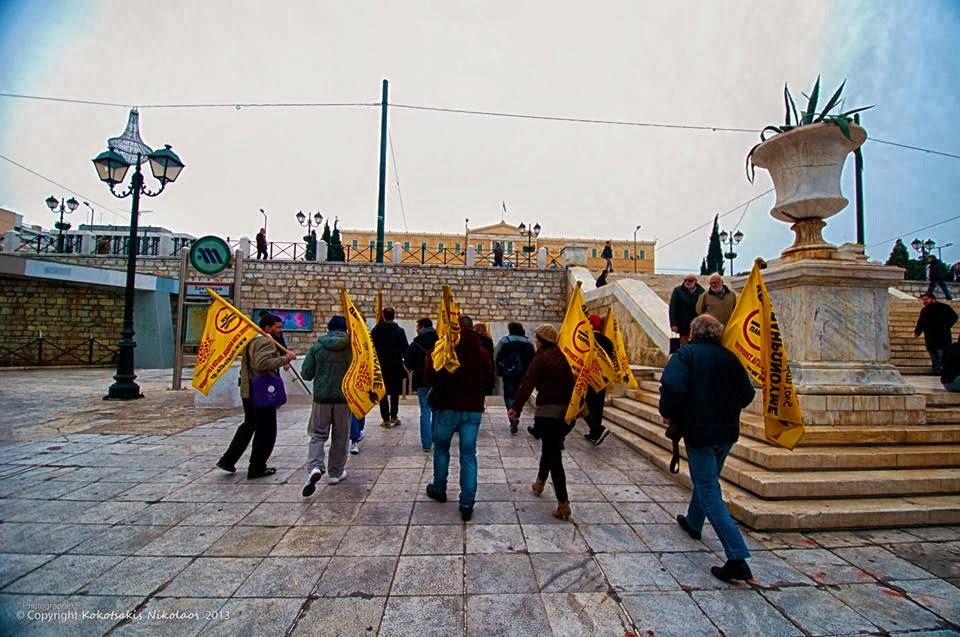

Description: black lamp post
[911,238,936,259]
[633,224,642,273]
[297,210,323,261]
[518,221,541,267]
[45,195,79,252]
[719,228,744,276]
[92,108,184,400]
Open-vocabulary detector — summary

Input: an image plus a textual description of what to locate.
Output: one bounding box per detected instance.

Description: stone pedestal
[750,256,922,426]
[562,245,588,266]
[195,361,241,408]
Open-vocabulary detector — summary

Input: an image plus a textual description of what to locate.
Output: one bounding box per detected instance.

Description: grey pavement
[0,367,958,636]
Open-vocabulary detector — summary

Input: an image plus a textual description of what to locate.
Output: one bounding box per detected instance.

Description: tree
[704,214,725,275]
[886,239,925,280]
[328,221,345,262]
[321,221,331,245]
[699,258,708,276]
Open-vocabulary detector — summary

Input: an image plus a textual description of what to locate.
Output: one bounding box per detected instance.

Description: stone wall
[10,255,568,354]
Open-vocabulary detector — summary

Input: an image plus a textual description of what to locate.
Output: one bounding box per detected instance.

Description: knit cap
[328,315,347,331]
[535,323,558,344]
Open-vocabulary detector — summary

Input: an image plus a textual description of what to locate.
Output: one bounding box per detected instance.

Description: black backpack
[497,351,523,378]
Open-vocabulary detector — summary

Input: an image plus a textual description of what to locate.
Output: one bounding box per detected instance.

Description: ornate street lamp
[92,107,184,400]
[719,228,744,275]
[633,224,642,273]
[518,221,541,267]
[45,195,79,252]
[297,210,323,261]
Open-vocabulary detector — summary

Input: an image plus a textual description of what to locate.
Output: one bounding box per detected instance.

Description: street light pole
[45,195,79,252]
[518,221,541,267]
[92,108,185,400]
[83,201,95,226]
[297,210,323,261]
[260,208,268,234]
[633,224,642,273]
[719,228,744,276]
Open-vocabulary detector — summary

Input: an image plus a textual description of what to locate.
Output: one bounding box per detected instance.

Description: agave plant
[746,76,873,182]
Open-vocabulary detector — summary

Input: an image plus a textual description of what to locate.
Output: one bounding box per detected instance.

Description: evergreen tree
[328,222,345,262]
[705,214,725,275]
[321,221,331,245]
[699,258,708,276]
[886,239,925,280]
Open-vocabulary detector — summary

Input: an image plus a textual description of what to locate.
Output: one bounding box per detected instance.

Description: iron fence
[0,335,118,367]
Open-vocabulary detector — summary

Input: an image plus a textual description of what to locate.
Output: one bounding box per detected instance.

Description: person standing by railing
[256,227,268,260]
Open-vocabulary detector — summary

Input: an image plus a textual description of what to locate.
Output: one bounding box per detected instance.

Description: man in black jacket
[668,274,704,346]
[915,292,958,374]
[659,314,755,583]
[583,314,615,446]
[371,307,409,427]
[404,317,440,450]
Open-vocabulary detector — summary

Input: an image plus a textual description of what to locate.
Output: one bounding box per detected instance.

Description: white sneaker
[350,442,360,455]
[301,468,324,497]
[327,469,348,485]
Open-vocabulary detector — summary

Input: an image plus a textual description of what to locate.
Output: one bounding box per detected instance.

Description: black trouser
[536,417,569,503]
[220,398,277,473]
[379,394,400,420]
[585,388,607,438]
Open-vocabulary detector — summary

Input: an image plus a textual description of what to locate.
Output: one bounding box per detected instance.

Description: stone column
[466,246,475,267]
[2,231,17,253]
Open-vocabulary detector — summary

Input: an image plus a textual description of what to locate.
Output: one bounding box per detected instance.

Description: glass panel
[623,249,629,258]
[437,242,444,251]
[592,248,597,257]
[404,241,410,250]
[454,242,460,254]
[639,250,645,259]
[351,240,358,248]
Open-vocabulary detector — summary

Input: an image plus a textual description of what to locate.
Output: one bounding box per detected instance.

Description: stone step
[928,407,960,424]
[603,420,960,530]
[899,366,934,375]
[926,391,960,407]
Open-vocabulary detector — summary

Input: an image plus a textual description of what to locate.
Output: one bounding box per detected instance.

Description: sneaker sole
[302,471,324,497]
[593,429,610,446]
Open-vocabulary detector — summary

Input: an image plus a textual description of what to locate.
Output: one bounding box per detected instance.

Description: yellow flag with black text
[720,261,805,450]
[557,282,615,423]
[191,289,260,395]
[602,308,639,388]
[340,289,386,419]
[432,284,462,372]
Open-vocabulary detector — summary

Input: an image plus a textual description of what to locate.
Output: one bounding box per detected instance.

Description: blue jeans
[350,414,365,443]
[684,444,750,561]
[416,386,433,448]
[430,409,481,509]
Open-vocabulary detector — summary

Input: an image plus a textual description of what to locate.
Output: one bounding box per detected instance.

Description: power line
[871,138,960,160]
[0,152,126,221]
[657,189,774,252]
[866,214,960,249]
[387,129,408,234]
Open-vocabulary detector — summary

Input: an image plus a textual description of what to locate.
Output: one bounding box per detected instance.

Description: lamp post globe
[92,109,184,400]
[518,221,541,267]
[720,228,744,275]
[45,195,79,252]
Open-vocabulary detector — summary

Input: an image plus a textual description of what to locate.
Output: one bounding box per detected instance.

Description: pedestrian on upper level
[424,315,495,522]
[695,274,737,327]
[915,292,958,375]
[299,315,352,495]
[216,313,297,480]
[659,314,756,584]
[492,241,504,267]
[256,227,268,260]
[669,274,705,346]
[601,240,614,272]
[595,267,610,288]
[494,321,535,434]
[508,323,576,521]
[371,306,409,427]
[926,255,954,300]
[404,317,439,451]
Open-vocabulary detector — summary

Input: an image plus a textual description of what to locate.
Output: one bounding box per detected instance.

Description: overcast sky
[1,0,957,272]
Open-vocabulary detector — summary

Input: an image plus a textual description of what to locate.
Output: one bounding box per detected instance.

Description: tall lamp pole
[92,108,185,400]
[45,195,79,252]
[633,224,642,273]
[83,201,95,226]
[518,221,541,267]
[911,238,939,260]
[297,210,323,261]
[260,208,268,234]
[719,228,744,276]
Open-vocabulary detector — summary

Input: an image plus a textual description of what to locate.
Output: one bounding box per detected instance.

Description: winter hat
[327,315,347,331]
[535,323,558,344]
[588,314,603,330]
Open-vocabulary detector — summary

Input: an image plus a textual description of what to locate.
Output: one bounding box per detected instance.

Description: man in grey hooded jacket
[299,314,352,496]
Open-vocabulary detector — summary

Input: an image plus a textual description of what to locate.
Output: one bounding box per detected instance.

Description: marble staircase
[605,368,960,530]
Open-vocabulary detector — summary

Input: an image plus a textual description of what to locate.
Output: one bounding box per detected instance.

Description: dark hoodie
[301,330,352,403]
[424,328,494,412]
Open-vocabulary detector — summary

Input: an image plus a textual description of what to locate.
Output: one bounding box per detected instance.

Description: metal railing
[0,335,118,367]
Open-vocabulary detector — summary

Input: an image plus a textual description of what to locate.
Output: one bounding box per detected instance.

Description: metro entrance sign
[189,236,231,275]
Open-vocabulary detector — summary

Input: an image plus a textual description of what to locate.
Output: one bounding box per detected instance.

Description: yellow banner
[191,289,260,396]
[557,282,615,422]
[720,261,805,450]
[341,289,386,419]
[602,308,639,388]
[431,284,462,372]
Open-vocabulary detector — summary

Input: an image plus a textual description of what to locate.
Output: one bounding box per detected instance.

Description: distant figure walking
[492,241,504,267]
[914,292,958,375]
[371,307,409,427]
[926,255,954,300]
[601,240,614,272]
[494,321,535,434]
[256,227,268,260]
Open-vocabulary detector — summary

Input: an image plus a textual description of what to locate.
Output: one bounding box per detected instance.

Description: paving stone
[234,556,326,597]
[890,578,960,625]
[402,524,464,555]
[289,596,385,636]
[140,525,232,556]
[83,556,192,596]
[296,501,361,525]
[0,522,109,554]
[69,524,171,555]
[610,500,671,523]
[110,597,225,637]
[621,591,721,637]
[203,525,288,557]
[354,500,414,525]
[595,552,680,592]
[833,545,938,581]
[200,596,304,637]
[466,523,526,553]
[160,557,261,597]
[379,595,462,637]
[540,591,630,637]
[0,553,54,589]
[466,553,538,594]
[334,525,406,556]
[828,583,946,632]
[179,501,259,526]
[239,502,310,526]
[391,555,464,595]
[4,554,123,595]
[773,547,876,585]
[530,553,607,593]
[884,541,960,580]
[692,588,801,636]
[762,586,880,635]
[270,525,348,557]
[467,593,551,636]
[312,556,397,597]
[578,523,648,553]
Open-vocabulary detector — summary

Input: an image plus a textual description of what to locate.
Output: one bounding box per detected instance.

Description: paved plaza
[0,367,958,637]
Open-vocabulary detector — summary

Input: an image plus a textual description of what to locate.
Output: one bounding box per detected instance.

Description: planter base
[781,218,837,259]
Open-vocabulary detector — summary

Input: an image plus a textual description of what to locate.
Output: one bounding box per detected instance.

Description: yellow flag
[557,282,615,423]
[340,289,386,419]
[431,284,462,372]
[721,261,805,450]
[375,291,383,325]
[602,308,639,388]
[191,289,260,395]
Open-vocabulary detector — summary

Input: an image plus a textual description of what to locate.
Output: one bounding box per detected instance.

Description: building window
[351,240,358,249]
[592,248,598,258]
[403,241,410,251]
[387,241,393,250]
[623,249,629,259]
[476,243,483,252]
[437,242,444,251]
[639,249,645,260]
[507,241,514,253]
[455,242,461,254]
[421,242,427,251]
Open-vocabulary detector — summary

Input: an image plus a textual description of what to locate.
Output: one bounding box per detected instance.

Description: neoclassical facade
[339,221,655,273]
